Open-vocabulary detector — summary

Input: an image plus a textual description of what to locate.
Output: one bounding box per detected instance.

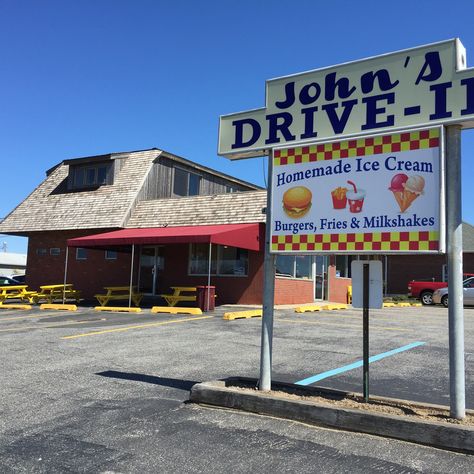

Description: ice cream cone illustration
[402,175,425,211]
[389,174,408,212]
[389,174,425,212]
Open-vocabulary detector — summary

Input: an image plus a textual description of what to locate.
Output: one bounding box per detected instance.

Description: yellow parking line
[0,319,105,332]
[61,315,213,339]
[278,318,410,332]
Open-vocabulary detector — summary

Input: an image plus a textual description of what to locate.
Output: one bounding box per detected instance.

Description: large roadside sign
[218,39,473,159]
[219,39,468,416]
[270,127,444,254]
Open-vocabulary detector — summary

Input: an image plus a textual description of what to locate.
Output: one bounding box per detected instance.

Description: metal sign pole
[207,242,212,311]
[363,263,370,402]
[62,246,69,305]
[129,244,135,308]
[445,125,466,419]
[259,154,276,391]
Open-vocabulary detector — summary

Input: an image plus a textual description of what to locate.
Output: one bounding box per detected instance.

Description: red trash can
[197,285,216,311]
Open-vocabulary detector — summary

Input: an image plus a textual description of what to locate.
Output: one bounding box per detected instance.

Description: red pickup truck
[408,274,474,305]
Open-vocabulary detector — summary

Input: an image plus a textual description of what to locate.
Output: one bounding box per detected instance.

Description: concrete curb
[189,378,474,453]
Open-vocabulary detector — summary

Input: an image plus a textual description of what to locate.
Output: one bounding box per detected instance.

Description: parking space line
[295,341,426,385]
[277,318,411,332]
[61,315,213,339]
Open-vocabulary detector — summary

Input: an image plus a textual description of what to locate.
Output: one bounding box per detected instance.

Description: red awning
[67,223,264,251]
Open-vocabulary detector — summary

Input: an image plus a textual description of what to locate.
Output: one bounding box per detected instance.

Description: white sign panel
[351,260,383,309]
[218,39,473,159]
[270,128,444,254]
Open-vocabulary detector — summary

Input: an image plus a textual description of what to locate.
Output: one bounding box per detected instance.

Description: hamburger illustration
[282,186,312,218]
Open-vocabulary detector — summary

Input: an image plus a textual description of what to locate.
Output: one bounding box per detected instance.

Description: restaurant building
[0,149,351,305]
[2,148,473,304]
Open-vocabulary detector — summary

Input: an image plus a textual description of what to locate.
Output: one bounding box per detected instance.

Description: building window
[70,163,112,189]
[76,248,87,260]
[335,256,354,278]
[105,250,117,260]
[50,248,61,256]
[189,243,248,276]
[36,248,47,256]
[173,168,201,197]
[276,255,312,279]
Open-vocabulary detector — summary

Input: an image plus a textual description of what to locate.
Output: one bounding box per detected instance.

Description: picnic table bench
[32,284,82,304]
[94,286,143,307]
[0,285,37,304]
[160,286,197,307]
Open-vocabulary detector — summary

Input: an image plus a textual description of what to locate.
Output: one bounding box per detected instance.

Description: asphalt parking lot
[0,304,472,472]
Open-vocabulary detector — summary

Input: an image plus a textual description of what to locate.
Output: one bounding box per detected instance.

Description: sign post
[259,156,276,391]
[218,39,469,418]
[351,260,383,401]
[446,125,465,419]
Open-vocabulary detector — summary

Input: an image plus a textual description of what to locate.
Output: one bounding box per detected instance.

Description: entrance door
[314,256,328,300]
[139,246,164,295]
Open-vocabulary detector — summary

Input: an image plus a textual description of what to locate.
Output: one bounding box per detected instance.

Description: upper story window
[70,162,112,189]
[173,168,201,197]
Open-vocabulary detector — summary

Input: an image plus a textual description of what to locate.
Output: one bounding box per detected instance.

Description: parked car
[408,273,474,305]
[432,277,474,307]
[0,276,22,286]
[408,279,448,305]
[11,274,26,283]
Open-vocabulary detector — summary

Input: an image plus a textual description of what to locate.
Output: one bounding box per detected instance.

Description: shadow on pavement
[96,370,198,391]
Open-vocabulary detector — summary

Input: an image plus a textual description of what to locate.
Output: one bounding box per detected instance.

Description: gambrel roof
[0,149,263,235]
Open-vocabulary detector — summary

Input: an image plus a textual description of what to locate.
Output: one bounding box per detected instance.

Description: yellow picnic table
[0,285,37,304]
[160,286,197,307]
[94,286,143,307]
[33,284,81,304]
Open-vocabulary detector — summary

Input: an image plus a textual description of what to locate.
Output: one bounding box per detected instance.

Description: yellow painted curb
[383,302,397,307]
[410,303,422,307]
[95,306,141,313]
[223,310,262,320]
[40,304,77,311]
[295,305,322,313]
[0,304,32,310]
[151,306,202,315]
[321,304,348,310]
[396,302,412,307]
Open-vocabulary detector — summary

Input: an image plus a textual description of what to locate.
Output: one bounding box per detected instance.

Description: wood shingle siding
[126,191,267,228]
[0,150,158,233]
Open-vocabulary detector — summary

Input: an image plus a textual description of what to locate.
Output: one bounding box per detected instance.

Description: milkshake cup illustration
[331,186,347,209]
[346,180,365,213]
[389,174,424,212]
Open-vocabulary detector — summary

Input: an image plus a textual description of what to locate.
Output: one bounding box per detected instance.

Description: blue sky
[1,0,474,253]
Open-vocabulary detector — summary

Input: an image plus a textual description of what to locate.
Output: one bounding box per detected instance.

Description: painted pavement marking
[61,315,213,339]
[295,341,426,386]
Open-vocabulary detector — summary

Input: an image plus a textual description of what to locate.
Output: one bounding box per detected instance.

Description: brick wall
[274,277,314,304]
[24,230,319,305]
[327,259,351,304]
[386,253,474,294]
[26,230,137,296]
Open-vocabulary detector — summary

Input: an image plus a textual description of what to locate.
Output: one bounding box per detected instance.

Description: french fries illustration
[331,186,347,209]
